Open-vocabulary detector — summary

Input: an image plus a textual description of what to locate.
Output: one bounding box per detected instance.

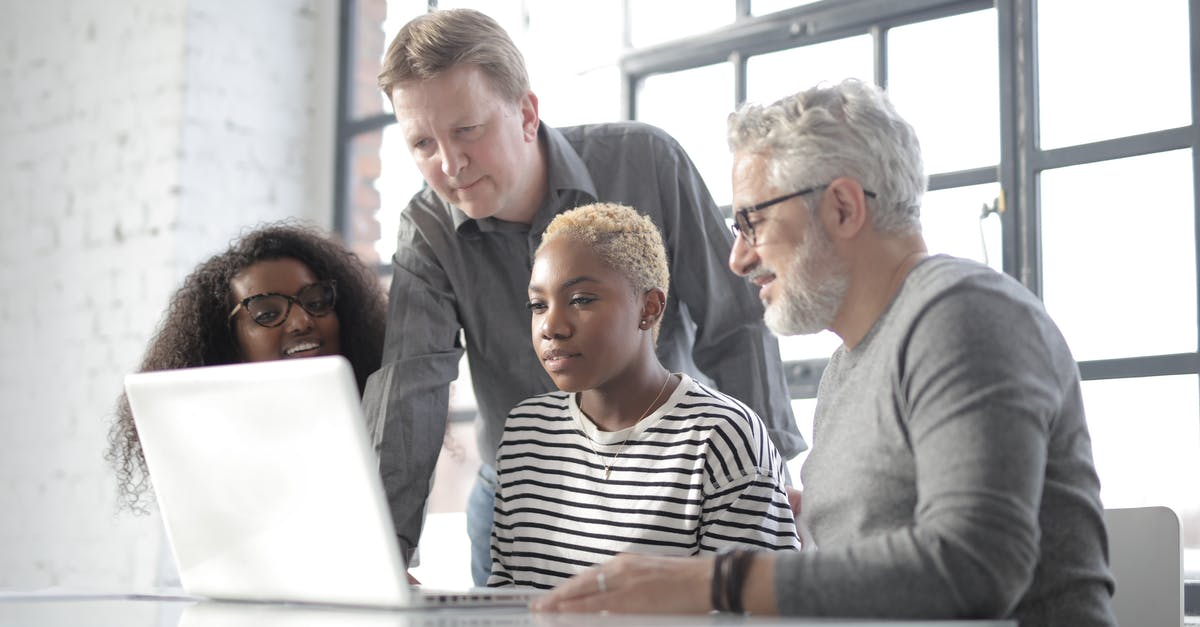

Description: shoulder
[674,378,769,443]
[509,391,571,416]
[902,257,1052,330]
[399,185,449,224]
[887,256,1049,339]
[556,120,687,158]
[677,379,785,484]
[501,392,573,441]
[395,187,455,248]
[893,256,1077,382]
[904,256,1035,306]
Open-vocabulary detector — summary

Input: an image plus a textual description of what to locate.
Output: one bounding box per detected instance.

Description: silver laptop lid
[124,356,411,607]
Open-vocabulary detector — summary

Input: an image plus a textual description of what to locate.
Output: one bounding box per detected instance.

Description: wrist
[711,549,756,614]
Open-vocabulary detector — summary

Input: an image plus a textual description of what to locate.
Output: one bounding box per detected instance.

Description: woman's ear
[639,287,667,328]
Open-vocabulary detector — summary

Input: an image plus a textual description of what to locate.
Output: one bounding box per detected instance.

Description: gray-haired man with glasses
[534,79,1115,627]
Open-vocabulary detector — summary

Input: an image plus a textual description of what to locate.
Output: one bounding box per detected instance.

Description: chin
[764,303,826,337]
[547,372,587,394]
[458,205,497,220]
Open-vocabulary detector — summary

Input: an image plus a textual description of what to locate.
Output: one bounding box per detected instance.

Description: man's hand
[531,553,712,614]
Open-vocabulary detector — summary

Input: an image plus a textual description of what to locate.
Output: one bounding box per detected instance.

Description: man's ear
[823,176,870,239]
[521,91,540,142]
[639,287,667,328]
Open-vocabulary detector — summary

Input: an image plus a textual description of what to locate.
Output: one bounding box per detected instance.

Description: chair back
[1103,506,1183,627]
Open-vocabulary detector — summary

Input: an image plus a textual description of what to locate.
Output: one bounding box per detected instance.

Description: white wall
[0,0,338,589]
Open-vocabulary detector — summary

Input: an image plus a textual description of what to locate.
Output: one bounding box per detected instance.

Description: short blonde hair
[538,203,670,340]
[377,8,530,102]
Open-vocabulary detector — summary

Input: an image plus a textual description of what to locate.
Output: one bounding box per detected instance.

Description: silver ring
[596,570,608,594]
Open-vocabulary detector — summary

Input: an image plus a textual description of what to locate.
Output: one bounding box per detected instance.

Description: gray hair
[727,79,926,234]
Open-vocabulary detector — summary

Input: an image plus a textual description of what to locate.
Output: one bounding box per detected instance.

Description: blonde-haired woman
[488,203,800,589]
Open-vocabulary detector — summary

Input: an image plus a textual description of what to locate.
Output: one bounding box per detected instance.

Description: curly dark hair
[106,221,387,513]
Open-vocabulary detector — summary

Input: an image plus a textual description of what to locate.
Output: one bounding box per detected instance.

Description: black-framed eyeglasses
[730,184,877,247]
[227,280,338,328]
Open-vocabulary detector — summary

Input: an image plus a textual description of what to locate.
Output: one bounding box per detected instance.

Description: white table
[0,592,1018,627]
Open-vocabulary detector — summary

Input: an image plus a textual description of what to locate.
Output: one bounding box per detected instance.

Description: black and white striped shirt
[488,374,800,589]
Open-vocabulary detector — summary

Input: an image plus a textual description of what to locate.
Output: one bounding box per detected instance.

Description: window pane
[628,1,731,48]
[778,331,842,363]
[786,397,817,488]
[887,9,999,175]
[438,0,625,126]
[637,63,735,205]
[361,0,429,118]
[746,35,874,106]
[921,183,1003,271]
[344,128,387,268]
[1081,375,1200,574]
[436,0,526,37]
[1038,0,1189,149]
[1041,150,1197,361]
[372,124,427,264]
[753,0,822,16]
[522,0,624,126]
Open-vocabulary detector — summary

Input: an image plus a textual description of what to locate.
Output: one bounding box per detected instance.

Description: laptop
[123,355,538,609]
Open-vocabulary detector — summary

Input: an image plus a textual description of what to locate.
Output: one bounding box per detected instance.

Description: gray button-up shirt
[363,121,805,557]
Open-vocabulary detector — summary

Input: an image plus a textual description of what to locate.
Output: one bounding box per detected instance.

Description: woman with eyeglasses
[106,222,387,513]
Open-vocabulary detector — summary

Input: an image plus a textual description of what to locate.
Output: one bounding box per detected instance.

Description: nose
[539,305,571,340]
[439,141,467,178]
[728,232,759,277]
[283,302,315,334]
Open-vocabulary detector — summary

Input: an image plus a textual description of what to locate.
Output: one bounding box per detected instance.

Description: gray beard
[763,228,847,337]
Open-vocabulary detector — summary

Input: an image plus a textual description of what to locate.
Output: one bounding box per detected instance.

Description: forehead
[732,152,777,205]
[391,65,510,132]
[531,237,630,290]
[231,257,318,299]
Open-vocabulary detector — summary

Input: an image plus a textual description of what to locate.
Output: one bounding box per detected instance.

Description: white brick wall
[0,0,337,589]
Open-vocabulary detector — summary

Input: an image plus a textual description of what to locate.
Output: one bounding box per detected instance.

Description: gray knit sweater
[774,255,1115,626]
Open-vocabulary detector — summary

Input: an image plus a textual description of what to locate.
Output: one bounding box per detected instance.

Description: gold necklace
[581,370,673,480]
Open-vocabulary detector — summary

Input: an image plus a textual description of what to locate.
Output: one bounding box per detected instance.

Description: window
[620,0,1200,577]
[339,0,1200,580]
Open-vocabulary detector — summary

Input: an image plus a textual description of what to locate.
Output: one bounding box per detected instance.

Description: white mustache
[747,266,774,284]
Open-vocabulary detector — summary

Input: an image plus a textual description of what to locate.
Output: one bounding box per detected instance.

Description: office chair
[1104,506,1183,627]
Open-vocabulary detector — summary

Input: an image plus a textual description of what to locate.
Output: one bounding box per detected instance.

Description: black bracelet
[710,551,731,612]
[725,550,757,614]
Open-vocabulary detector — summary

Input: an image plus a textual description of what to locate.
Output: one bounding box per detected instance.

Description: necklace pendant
[604,466,611,480]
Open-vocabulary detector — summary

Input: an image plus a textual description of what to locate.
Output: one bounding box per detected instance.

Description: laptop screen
[124,356,412,607]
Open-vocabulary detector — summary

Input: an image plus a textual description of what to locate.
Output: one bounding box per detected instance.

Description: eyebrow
[527,275,602,293]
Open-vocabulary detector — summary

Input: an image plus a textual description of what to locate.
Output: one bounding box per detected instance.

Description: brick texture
[0,0,337,589]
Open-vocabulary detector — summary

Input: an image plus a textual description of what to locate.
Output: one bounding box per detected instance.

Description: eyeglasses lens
[244,282,336,328]
[735,212,754,246]
[297,282,336,316]
[246,296,289,327]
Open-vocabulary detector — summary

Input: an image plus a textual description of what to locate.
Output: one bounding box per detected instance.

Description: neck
[505,130,549,225]
[832,232,928,350]
[580,361,674,432]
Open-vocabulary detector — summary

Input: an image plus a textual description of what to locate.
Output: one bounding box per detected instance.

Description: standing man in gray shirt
[364,8,805,586]
[533,79,1116,626]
